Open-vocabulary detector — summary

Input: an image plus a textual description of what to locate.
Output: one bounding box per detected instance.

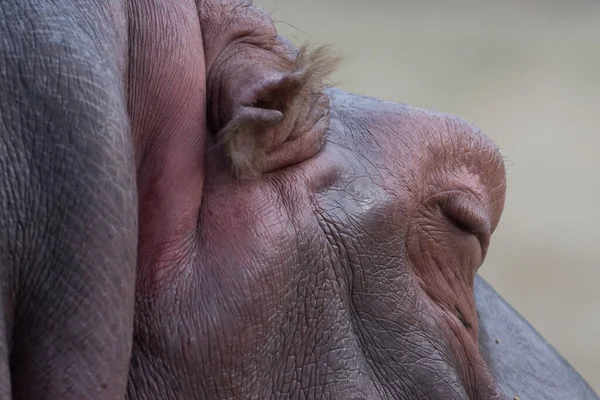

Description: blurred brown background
[256,0,600,392]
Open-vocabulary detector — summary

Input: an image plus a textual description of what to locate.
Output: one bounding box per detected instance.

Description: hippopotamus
[0,0,597,399]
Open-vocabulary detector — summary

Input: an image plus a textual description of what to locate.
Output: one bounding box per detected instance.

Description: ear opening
[208,43,341,178]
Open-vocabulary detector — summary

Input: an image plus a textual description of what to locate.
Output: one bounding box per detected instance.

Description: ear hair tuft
[292,43,342,94]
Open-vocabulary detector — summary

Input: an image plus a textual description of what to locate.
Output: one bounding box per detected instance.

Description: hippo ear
[208,44,339,178]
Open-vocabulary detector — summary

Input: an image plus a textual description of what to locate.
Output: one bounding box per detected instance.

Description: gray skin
[0,0,597,399]
[475,277,599,400]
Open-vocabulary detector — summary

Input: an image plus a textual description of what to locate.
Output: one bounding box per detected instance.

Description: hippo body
[475,276,599,400]
[0,0,597,399]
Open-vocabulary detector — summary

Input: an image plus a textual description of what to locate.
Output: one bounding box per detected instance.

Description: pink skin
[127,1,507,398]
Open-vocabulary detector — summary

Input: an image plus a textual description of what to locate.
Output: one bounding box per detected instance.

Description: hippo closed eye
[0,0,597,399]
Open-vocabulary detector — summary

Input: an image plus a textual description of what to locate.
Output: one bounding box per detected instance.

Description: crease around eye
[434,192,489,234]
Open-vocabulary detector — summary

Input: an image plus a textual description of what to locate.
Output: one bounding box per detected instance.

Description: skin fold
[0,0,136,398]
[0,0,597,399]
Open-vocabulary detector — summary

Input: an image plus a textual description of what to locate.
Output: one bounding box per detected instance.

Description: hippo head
[4,0,596,399]
[129,1,506,398]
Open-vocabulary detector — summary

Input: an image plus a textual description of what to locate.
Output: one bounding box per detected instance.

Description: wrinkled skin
[0,0,597,399]
[131,84,506,399]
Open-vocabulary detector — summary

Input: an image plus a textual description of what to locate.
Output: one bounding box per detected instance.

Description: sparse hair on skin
[219,43,341,178]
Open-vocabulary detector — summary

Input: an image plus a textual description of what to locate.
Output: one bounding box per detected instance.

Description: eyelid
[422,189,492,248]
[440,194,490,235]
